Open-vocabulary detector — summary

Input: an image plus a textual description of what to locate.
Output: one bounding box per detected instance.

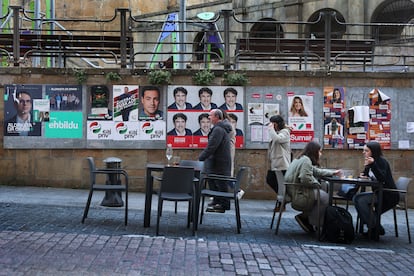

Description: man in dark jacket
[199,109,232,212]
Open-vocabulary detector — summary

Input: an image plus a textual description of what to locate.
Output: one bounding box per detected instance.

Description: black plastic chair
[156,166,196,236]
[383,177,412,243]
[82,157,129,225]
[199,167,247,234]
[175,160,205,213]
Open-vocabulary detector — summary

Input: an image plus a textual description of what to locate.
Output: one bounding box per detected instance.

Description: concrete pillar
[347,0,366,39]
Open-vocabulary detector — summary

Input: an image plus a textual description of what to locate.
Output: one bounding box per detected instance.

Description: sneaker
[206,204,225,213]
[295,214,314,233]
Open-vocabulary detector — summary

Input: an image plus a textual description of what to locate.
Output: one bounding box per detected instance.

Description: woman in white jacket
[267,115,291,196]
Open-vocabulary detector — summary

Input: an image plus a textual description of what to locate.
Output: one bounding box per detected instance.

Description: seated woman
[353,141,399,240]
[284,141,340,233]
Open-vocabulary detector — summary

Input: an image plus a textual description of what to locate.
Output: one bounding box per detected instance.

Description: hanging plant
[72,68,87,84]
[193,69,215,85]
[106,72,122,82]
[223,71,249,86]
[147,70,172,85]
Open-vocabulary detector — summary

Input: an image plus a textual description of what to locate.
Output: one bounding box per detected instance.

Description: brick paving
[0,186,413,275]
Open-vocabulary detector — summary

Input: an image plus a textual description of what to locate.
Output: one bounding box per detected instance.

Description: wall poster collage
[86,85,166,141]
[3,84,393,150]
[323,86,391,150]
[323,87,346,149]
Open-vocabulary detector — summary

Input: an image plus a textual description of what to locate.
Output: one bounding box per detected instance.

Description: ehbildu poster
[4,84,83,138]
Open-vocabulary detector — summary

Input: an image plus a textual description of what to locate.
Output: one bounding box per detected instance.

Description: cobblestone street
[0,186,413,275]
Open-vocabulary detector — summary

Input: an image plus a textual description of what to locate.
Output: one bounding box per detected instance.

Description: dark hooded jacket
[199,120,232,176]
[362,156,399,213]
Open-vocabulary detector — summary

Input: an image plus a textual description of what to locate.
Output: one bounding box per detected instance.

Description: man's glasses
[18,99,32,104]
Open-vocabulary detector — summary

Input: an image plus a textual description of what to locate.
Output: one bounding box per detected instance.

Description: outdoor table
[323,176,383,239]
[144,163,201,228]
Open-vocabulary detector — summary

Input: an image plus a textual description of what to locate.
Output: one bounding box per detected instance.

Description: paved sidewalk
[0,185,413,275]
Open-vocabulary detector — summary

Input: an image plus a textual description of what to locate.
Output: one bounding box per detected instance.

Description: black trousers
[208,179,230,209]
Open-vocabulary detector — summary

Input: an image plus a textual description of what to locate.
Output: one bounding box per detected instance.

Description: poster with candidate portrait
[166,85,245,149]
[4,84,42,136]
[87,85,112,120]
[113,85,139,122]
[287,92,314,143]
[138,85,164,121]
[368,88,391,149]
[323,87,346,149]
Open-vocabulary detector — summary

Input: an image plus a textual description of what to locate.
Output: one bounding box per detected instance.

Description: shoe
[206,204,225,213]
[273,202,286,212]
[362,226,384,240]
[295,214,314,233]
[379,225,385,236]
[274,206,286,212]
[207,201,216,207]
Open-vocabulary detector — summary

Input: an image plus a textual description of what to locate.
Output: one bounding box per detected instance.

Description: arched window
[371,0,414,42]
[249,18,284,38]
[306,9,346,39]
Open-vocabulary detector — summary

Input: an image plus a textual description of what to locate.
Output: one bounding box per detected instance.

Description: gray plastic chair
[82,157,129,225]
[156,166,196,236]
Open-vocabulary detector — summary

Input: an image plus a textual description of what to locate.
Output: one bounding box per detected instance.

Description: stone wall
[0,68,413,207]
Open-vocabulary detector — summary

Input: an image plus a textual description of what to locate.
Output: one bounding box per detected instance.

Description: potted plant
[72,68,87,84]
[147,70,172,85]
[106,72,122,82]
[223,71,249,86]
[193,69,215,86]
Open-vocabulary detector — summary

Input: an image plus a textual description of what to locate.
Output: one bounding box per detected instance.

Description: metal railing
[1,6,413,73]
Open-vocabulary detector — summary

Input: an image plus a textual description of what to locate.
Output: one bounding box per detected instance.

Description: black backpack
[322,206,355,244]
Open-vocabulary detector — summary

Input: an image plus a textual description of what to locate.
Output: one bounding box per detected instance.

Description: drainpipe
[11,5,20,66]
[324,11,333,71]
[221,9,233,70]
[117,8,129,69]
